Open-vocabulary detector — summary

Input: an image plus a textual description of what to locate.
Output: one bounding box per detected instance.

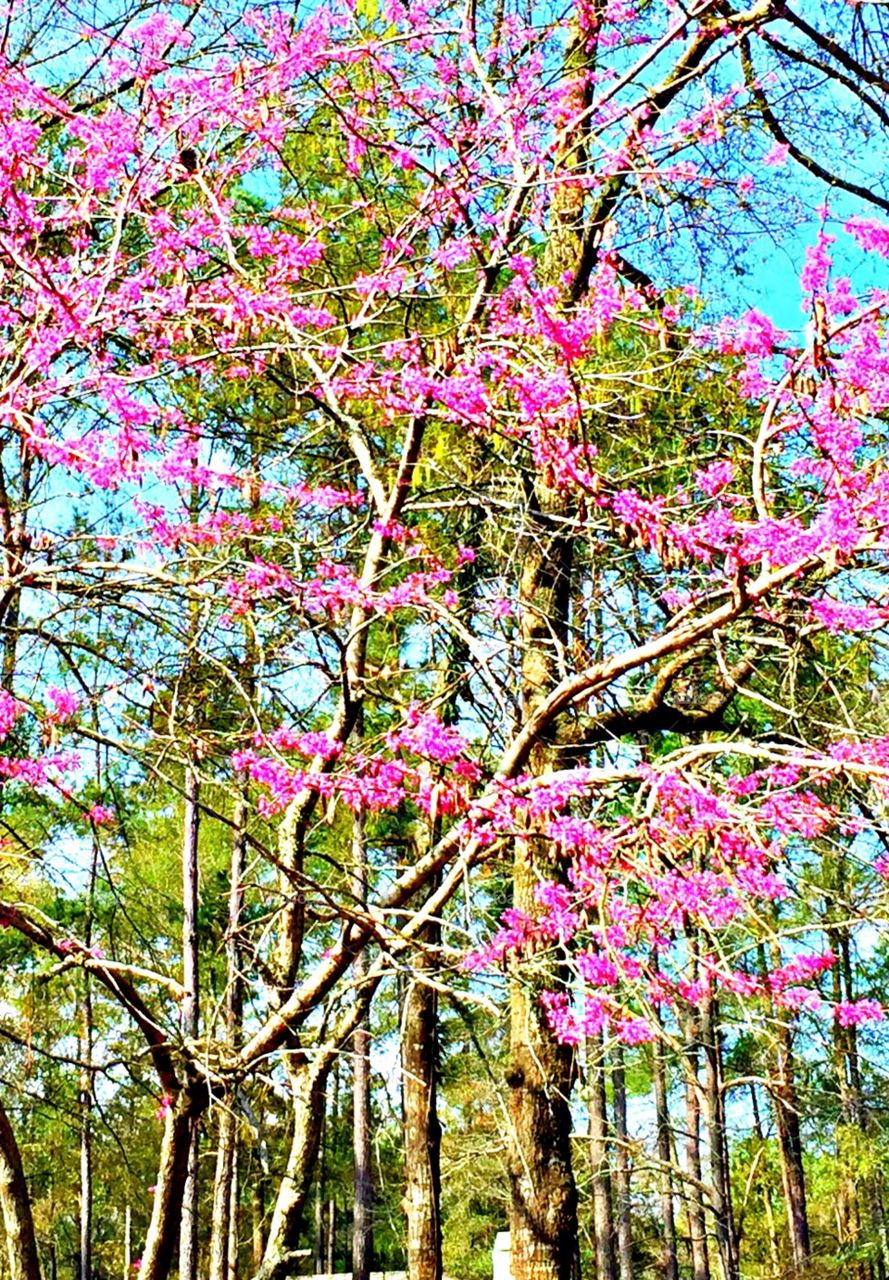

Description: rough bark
[253,1057,331,1280]
[771,1017,811,1272]
[325,1198,336,1276]
[700,998,737,1280]
[589,1043,617,1280]
[314,1119,326,1275]
[684,1035,710,1280]
[78,988,92,1280]
[652,1035,679,1280]
[0,1100,40,1280]
[209,797,247,1280]
[507,439,580,1280]
[352,812,373,1280]
[80,834,98,1280]
[179,763,201,1280]
[748,1085,780,1275]
[142,1087,206,1280]
[79,994,92,1280]
[210,1109,239,1280]
[402,959,442,1280]
[611,1047,633,1280]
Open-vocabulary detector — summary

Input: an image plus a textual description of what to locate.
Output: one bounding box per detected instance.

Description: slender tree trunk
[652,1035,679,1280]
[251,1183,265,1276]
[79,989,93,1280]
[402,954,442,1280]
[771,1015,810,1272]
[179,763,201,1280]
[314,1120,326,1275]
[684,1033,710,1280]
[80,823,99,1280]
[749,1084,780,1277]
[325,1198,336,1277]
[142,1088,207,1280]
[209,797,248,1280]
[124,1205,131,1280]
[210,1110,239,1280]
[0,1100,40,1280]
[611,1047,633,1280]
[508,472,579,1280]
[589,1043,617,1280]
[352,811,373,1280]
[255,1058,332,1280]
[700,997,736,1280]
[229,1143,240,1280]
[325,1067,339,1277]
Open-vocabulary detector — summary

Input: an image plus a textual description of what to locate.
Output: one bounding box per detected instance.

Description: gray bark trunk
[612,1047,633,1280]
[352,812,373,1280]
[402,960,442,1280]
[589,1043,617,1280]
[652,1036,678,1280]
[0,1100,40,1280]
[179,763,201,1280]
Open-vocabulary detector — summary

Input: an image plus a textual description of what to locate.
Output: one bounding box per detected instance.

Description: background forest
[1,2,889,1280]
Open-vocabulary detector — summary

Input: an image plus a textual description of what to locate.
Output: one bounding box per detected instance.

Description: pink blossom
[0,691,22,740]
[46,687,80,724]
[835,999,884,1026]
[763,142,790,167]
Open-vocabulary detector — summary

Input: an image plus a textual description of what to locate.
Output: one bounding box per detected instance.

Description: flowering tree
[0,2,888,1280]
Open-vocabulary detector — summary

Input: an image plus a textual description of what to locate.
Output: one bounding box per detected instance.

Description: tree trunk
[209,796,247,1280]
[325,1199,336,1276]
[325,1067,339,1277]
[504,19,586,1278]
[508,457,579,1280]
[589,1043,617,1280]
[142,1088,206,1280]
[352,812,373,1280]
[254,1058,331,1280]
[79,993,93,1280]
[251,1183,265,1276]
[683,1035,710,1280]
[700,997,736,1280]
[652,1035,679,1280]
[0,1100,40,1280]
[80,832,98,1280]
[124,1206,131,1280]
[210,1110,239,1280]
[314,1120,326,1275]
[771,1016,810,1272]
[611,1047,633,1280]
[179,763,201,1280]
[402,961,442,1280]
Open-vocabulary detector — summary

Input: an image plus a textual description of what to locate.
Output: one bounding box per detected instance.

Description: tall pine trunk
[209,796,248,1280]
[508,498,579,1280]
[255,1057,331,1280]
[80,835,98,1280]
[652,1034,679,1280]
[402,908,442,1280]
[352,811,373,1280]
[700,997,736,1280]
[611,1046,633,1280]
[79,987,93,1280]
[683,1032,710,1280]
[589,1042,617,1280]
[771,1018,810,1272]
[179,763,201,1280]
[142,1087,208,1280]
[503,15,591,1277]
[0,1100,40,1280]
